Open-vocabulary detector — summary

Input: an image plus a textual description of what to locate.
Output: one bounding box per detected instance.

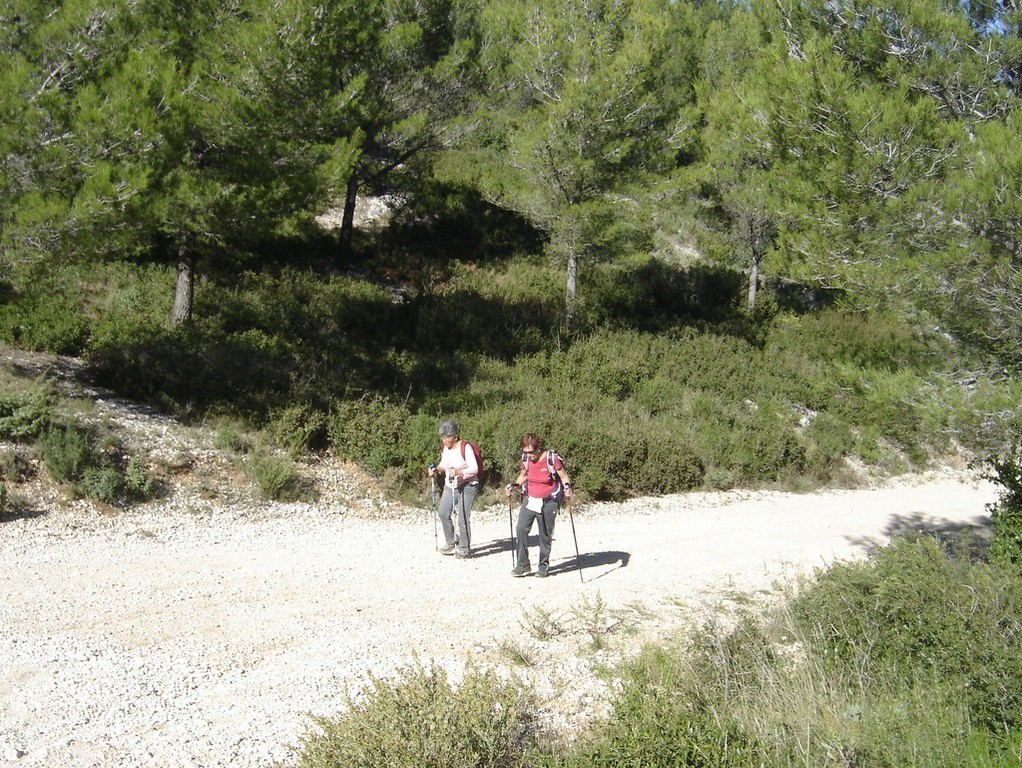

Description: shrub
[265,403,328,455]
[789,535,1022,731]
[247,448,303,502]
[0,290,89,353]
[0,382,57,441]
[291,662,537,768]
[553,639,765,768]
[122,456,157,502]
[40,423,95,483]
[981,443,1022,571]
[327,395,411,477]
[37,420,156,506]
[768,309,944,373]
[77,466,125,504]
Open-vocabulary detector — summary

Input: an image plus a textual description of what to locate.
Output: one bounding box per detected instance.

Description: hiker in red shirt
[505,433,572,578]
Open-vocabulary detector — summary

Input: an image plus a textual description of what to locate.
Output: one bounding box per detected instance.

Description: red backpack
[460,441,485,483]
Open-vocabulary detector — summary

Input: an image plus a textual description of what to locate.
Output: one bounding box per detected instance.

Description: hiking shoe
[439,544,456,555]
[454,550,471,560]
[512,563,532,577]
[535,565,549,578]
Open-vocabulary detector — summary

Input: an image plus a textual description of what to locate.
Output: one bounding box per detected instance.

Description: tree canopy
[1,0,1021,357]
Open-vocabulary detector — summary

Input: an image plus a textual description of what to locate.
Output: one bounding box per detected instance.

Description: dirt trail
[0,468,996,768]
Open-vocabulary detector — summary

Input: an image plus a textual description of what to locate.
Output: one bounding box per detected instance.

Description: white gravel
[1,465,997,767]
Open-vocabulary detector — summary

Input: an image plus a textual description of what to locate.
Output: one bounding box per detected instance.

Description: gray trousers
[515,498,558,568]
[439,482,479,555]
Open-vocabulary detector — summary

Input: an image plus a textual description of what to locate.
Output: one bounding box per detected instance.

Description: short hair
[519,432,543,451]
[438,419,461,437]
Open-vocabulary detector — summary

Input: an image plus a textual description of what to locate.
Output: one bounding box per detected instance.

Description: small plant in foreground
[498,637,538,668]
[520,605,566,641]
[570,592,624,651]
[40,423,94,483]
[289,661,538,768]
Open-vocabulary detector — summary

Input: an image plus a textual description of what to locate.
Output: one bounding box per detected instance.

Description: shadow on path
[847,511,992,561]
[467,534,630,582]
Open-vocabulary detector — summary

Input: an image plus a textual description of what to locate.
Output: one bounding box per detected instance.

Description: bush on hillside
[39,421,157,506]
[0,382,57,442]
[326,394,412,478]
[0,289,89,353]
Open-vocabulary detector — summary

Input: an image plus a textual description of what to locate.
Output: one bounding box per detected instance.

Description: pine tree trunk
[338,174,359,262]
[565,253,578,322]
[748,252,760,309]
[170,249,194,326]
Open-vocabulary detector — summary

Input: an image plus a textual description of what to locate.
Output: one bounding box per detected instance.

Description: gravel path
[0,466,996,767]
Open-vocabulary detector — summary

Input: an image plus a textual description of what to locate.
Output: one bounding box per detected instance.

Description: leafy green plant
[291,661,537,768]
[0,381,57,441]
[0,289,90,354]
[326,394,411,477]
[122,456,157,502]
[77,466,124,505]
[40,423,95,483]
[265,403,328,455]
[980,443,1022,571]
[247,448,303,502]
[789,535,1022,731]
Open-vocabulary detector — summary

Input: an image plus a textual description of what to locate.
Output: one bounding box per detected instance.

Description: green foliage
[553,639,764,767]
[789,535,1022,731]
[265,404,328,455]
[40,423,94,484]
[0,380,56,441]
[0,288,89,353]
[38,419,157,506]
[548,539,1022,768]
[326,395,412,478]
[768,310,944,373]
[247,448,303,502]
[122,455,157,502]
[78,466,126,505]
[981,444,1022,571]
[291,662,537,768]
[5,249,999,500]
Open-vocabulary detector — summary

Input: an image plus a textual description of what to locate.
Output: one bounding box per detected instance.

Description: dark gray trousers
[515,498,558,568]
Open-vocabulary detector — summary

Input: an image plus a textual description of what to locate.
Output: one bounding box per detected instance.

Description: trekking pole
[459,487,471,553]
[567,494,583,583]
[428,465,438,551]
[508,488,516,566]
